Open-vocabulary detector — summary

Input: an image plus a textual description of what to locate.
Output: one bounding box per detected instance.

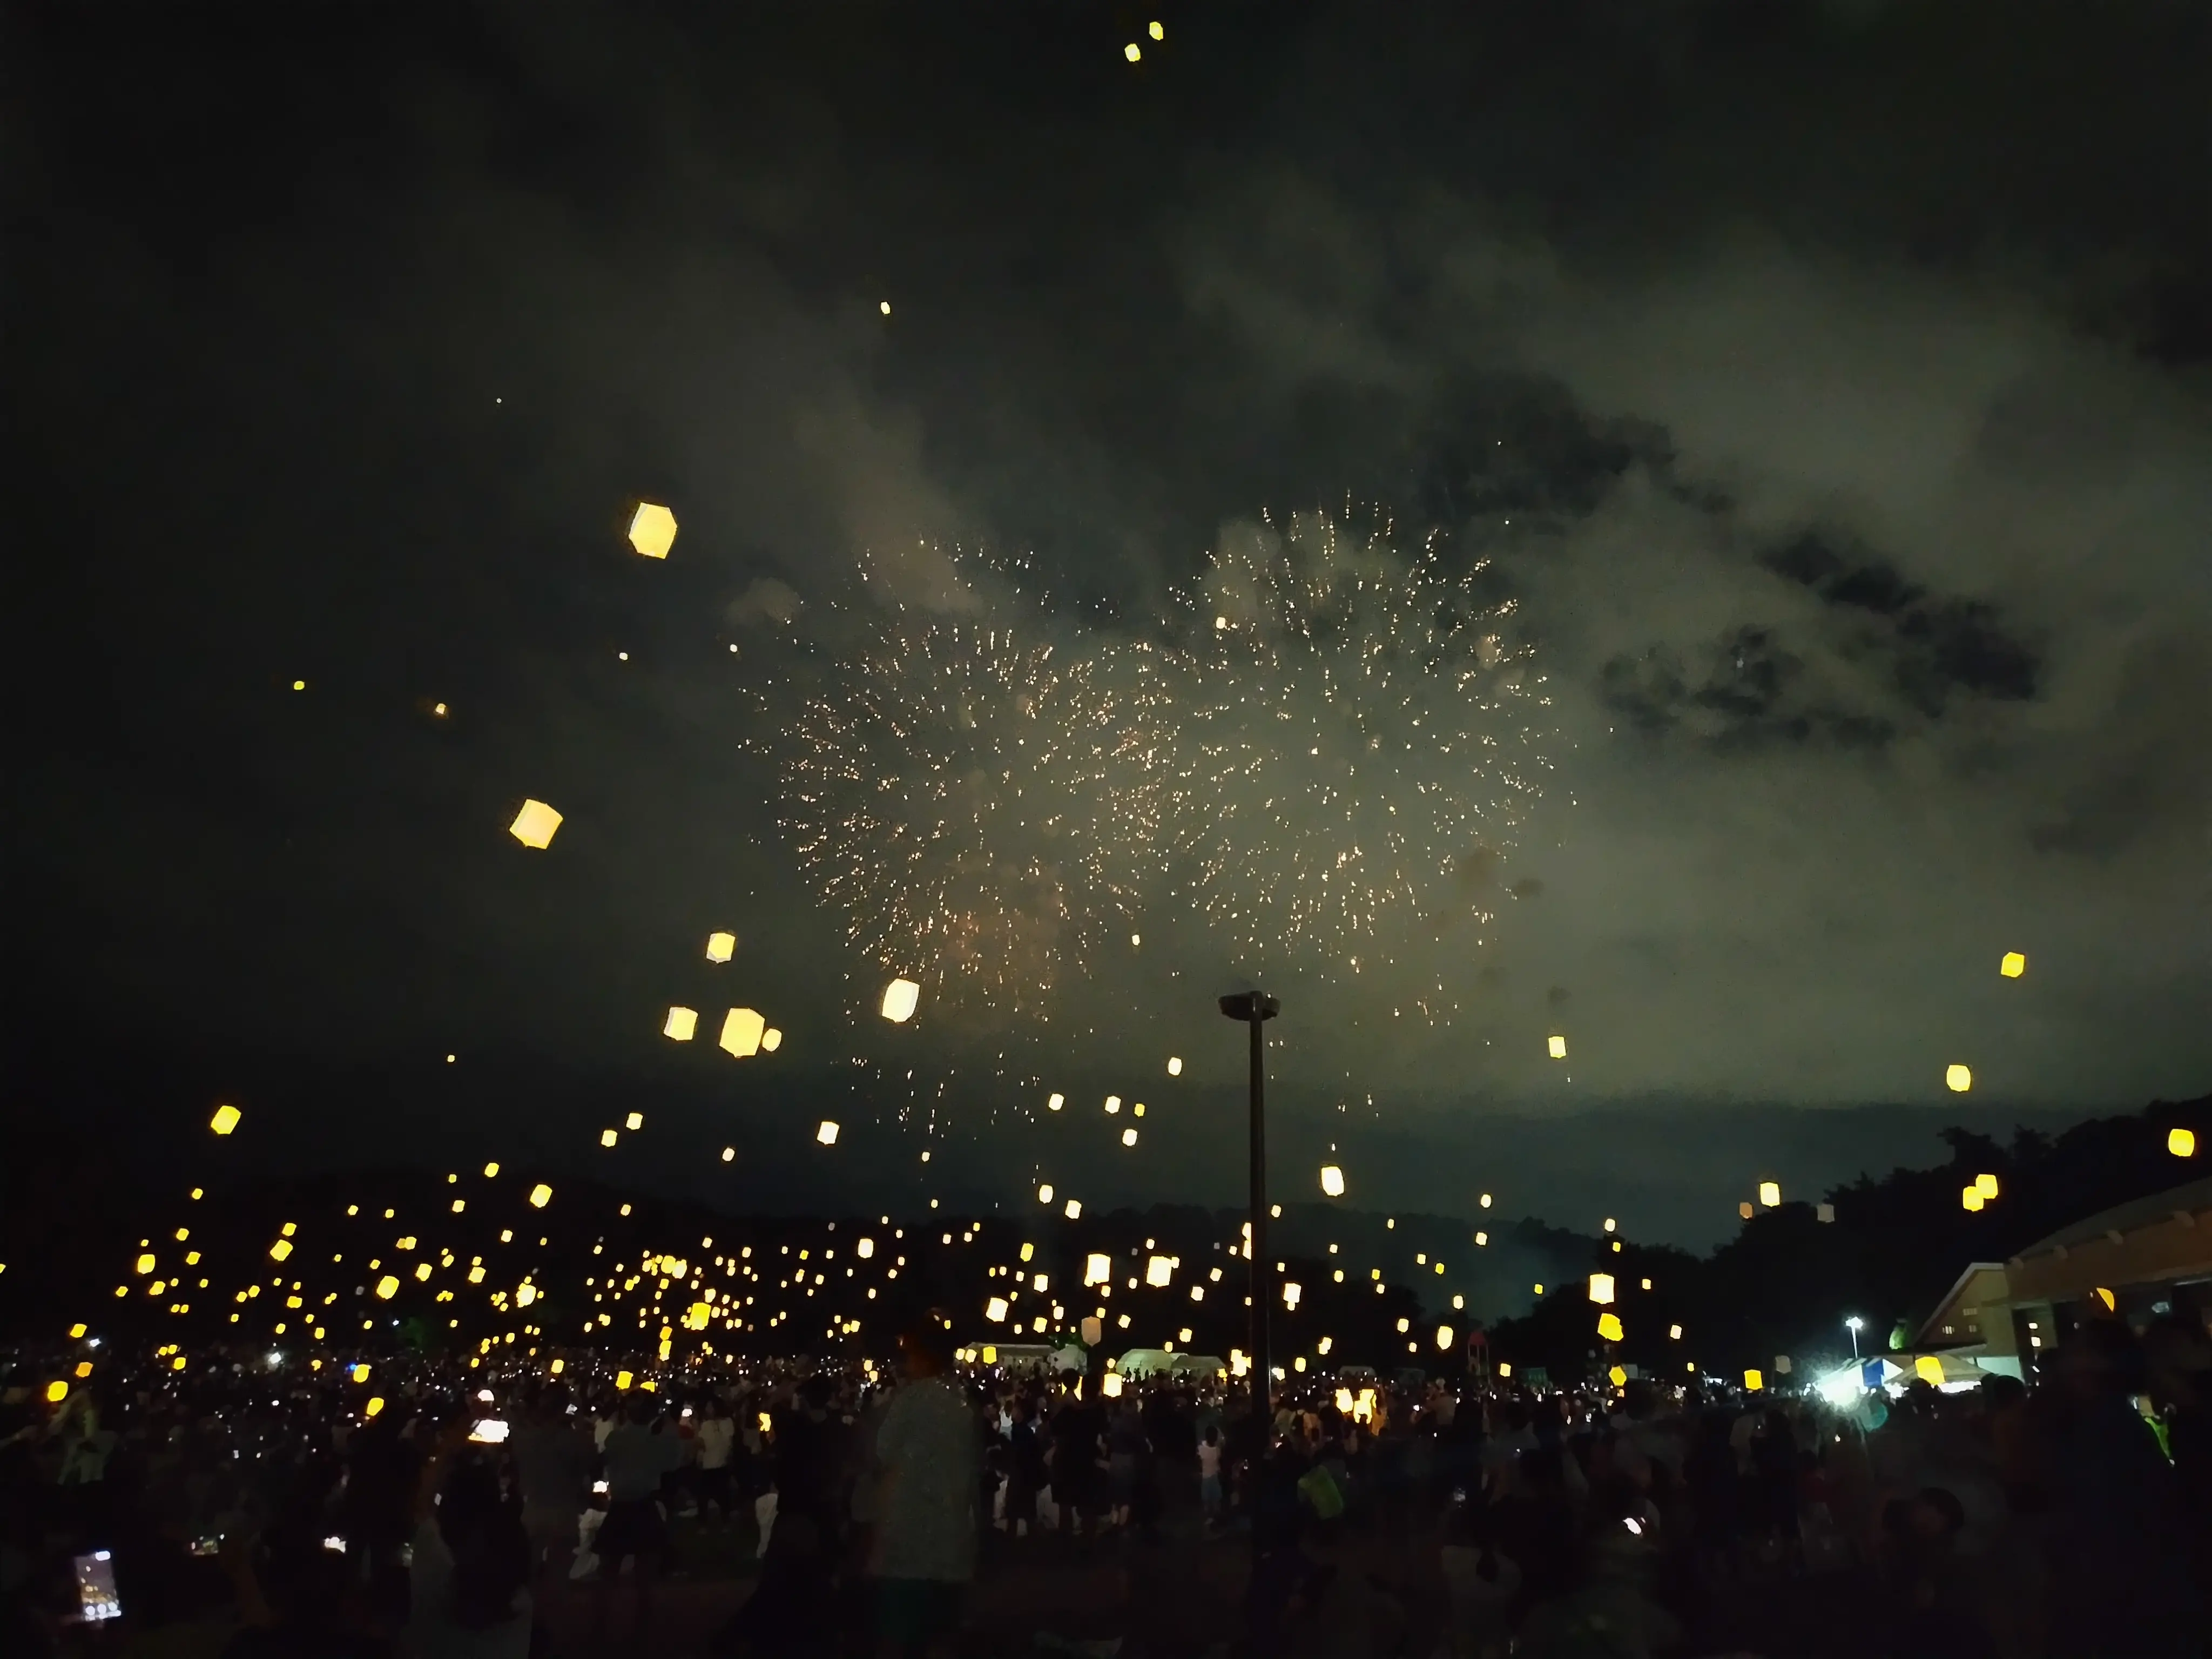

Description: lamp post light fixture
[1845,1315,1864,1361]
[1219,990,1279,1441]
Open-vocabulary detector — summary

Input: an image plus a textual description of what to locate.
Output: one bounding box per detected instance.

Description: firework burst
[777,597,1169,1017]
[1161,506,1550,979]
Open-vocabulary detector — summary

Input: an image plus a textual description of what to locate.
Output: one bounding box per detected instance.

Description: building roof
[2012,1175,2212,1260]
[1916,1261,2008,1350]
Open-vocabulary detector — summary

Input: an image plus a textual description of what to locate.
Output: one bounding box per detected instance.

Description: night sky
[12,1,2212,1247]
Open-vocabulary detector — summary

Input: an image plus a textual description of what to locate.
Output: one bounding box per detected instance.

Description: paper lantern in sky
[1037,1185,1054,1204]
[1945,1064,1973,1093]
[1738,1202,1755,1220]
[2094,1286,2116,1311]
[365,1396,386,1418]
[1974,1172,1999,1199]
[1744,1368,1764,1392]
[705,932,736,963]
[1084,1253,1111,1286]
[986,1296,1009,1324]
[1437,1324,1454,1351]
[374,1276,399,1300]
[1668,1323,1683,1340]
[1282,1282,1301,1308]
[1120,1128,1137,1147]
[1758,1180,1781,1208]
[600,1129,618,1148]
[1547,1034,1567,1060]
[880,978,921,1023]
[508,799,562,849]
[1063,1198,1082,1219]
[350,1363,370,1382]
[1104,1095,1121,1114]
[1914,1354,1946,1387]
[1999,950,2027,979]
[1149,19,1163,39]
[2170,1127,2196,1158]
[761,1028,783,1052]
[1167,1057,1182,1076]
[1320,1164,1345,1198]
[1588,1273,1615,1304]
[209,1103,242,1136]
[1961,1185,1986,1212]
[269,1239,293,1263]
[627,502,677,558]
[1775,1355,1792,1375]
[1123,42,1141,60]
[816,1121,839,1145]
[719,1008,766,1058]
[133,1252,154,1275]
[1596,1312,1624,1342]
[1146,1255,1174,1286]
[528,1184,552,1209]
[1047,1093,1064,1111]
[857,1238,874,1259]
[1815,1202,1835,1223]
[625,1111,644,1131]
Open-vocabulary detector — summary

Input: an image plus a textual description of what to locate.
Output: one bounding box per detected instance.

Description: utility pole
[1219,990,1279,1441]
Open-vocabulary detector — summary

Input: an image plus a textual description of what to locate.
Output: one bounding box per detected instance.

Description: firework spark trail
[1158,507,1552,981]
[778,601,1169,1016]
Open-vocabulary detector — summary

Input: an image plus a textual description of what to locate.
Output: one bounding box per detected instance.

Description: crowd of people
[2,1306,2208,1656]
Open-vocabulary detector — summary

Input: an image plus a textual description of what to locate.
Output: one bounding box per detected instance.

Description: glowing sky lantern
[1084,1253,1112,1286]
[1121,1128,1137,1146]
[1669,1323,1683,1340]
[374,1276,399,1300]
[210,1104,241,1136]
[1744,1368,1764,1392]
[1282,1282,1301,1308]
[1975,1172,1999,1199]
[761,1028,783,1052]
[986,1296,1009,1323]
[1124,42,1141,60]
[719,1008,766,1058]
[1588,1273,1615,1304]
[269,1239,293,1262]
[2170,1127,2197,1158]
[350,1363,369,1382]
[1047,1093,1064,1111]
[1320,1164,1345,1197]
[1945,1064,1973,1093]
[880,978,921,1023]
[1063,1198,1082,1219]
[705,931,737,963]
[133,1253,154,1275]
[600,1129,618,1148]
[1167,1057,1182,1076]
[1479,1193,1492,1208]
[1149,19,1164,38]
[1547,1034,1567,1060]
[816,1121,840,1145]
[1738,1201,1755,1219]
[858,1238,874,1259]
[1145,1255,1174,1286]
[2000,951,2026,978]
[1815,1202,1835,1223]
[627,502,677,559]
[365,1396,386,1418]
[482,1162,498,1177]
[1758,1180,1781,1208]
[508,799,562,849]
[528,1184,552,1208]
[625,1111,644,1131]
[1038,1185,1054,1204]
[1596,1311,1624,1342]
[1915,1354,1946,1386]
[1961,1185,1985,1212]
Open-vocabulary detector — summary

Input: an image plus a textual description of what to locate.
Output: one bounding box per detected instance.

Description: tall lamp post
[1219,990,1279,1441]
[1845,1316,1864,1362]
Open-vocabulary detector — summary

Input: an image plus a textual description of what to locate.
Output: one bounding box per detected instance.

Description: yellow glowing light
[1758,1180,1781,1208]
[1975,1172,1999,1199]
[719,1007,766,1058]
[1063,1198,1082,1219]
[2170,1127,2196,1158]
[1738,1201,1755,1219]
[1547,1034,1567,1059]
[1668,1323,1683,1340]
[705,930,736,963]
[1124,42,1141,61]
[483,1162,499,1177]
[1915,1354,1947,1386]
[2000,950,2025,977]
[624,1111,643,1131]
[1744,1368,1764,1392]
[879,300,892,316]
[1037,1185,1054,1204]
[721,1146,735,1162]
[2094,1286,2117,1311]
[816,1121,840,1146]
[1496,1363,1511,1379]
[1149,19,1163,39]
[508,799,562,848]
[210,1104,241,1136]
[44,1380,68,1404]
[1047,1093,1064,1111]
[761,1028,783,1052]
[986,1296,1009,1323]
[1596,1312,1624,1342]
[133,1253,154,1275]
[1320,1164,1345,1198]
[374,1276,399,1299]
[616,1370,634,1391]
[663,1006,698,1042]
[1588,1273,1615,1304]
[350,1363,369,1382]
[1962,1186,1984,1212]
[528,1184,551,1209]
[269,1239,293,1263]
[880,978,921,1023]
[1120,1127,1137,1147]
[1945,1064,1973,1093]
[600,1129,618,1148]
[1104,1095,1121,1114]
[1084,1253,1111,1285]
[628,502,677,559]
[1166,1056,1182,1076]
[1436,1324,1454,1351]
